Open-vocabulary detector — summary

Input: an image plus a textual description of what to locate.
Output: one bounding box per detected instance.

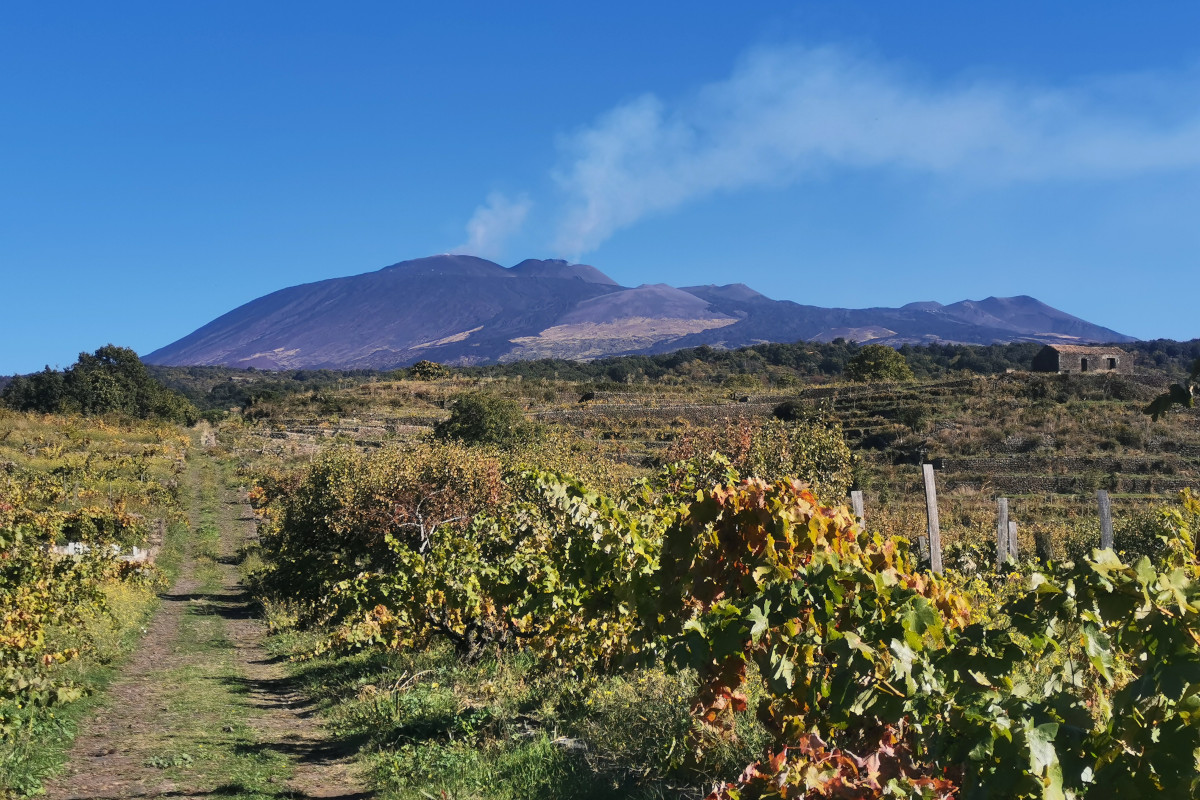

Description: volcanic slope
[146,256,1133,369]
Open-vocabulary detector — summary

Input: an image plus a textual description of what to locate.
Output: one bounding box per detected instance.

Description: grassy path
[40,447,370,800]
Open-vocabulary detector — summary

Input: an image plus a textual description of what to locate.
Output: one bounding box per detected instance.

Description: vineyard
[4,363,1200,798]
[229,367,1200,799]
[0,410,188,792]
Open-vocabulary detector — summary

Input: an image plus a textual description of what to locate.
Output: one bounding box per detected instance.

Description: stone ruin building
[1031,344,1132,374]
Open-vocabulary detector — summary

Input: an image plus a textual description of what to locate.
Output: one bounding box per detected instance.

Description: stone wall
[1033,347,1132,374]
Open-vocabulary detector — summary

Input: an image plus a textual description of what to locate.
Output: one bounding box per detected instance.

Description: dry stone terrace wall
[271,415,445,429]
[532,402,776,423]
[933,455,1199,476]
[940,473,1198,496]
[1158,442,1200,458]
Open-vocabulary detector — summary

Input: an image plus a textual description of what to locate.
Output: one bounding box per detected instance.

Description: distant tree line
[1,345,197,423]
[146,364,382,413]
[52,337,1196,415]
[461,339,1200,385]
[458,340,1048,384]
[1134,339,1200,379]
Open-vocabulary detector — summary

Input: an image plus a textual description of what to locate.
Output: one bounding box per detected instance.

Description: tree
[433,391,533,446]
[844,344,915,382]
[1,367,66,413]
[409,360,451,381]
[0,344,197,423]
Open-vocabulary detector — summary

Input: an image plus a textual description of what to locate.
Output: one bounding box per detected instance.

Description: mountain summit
[146,256,1133,369]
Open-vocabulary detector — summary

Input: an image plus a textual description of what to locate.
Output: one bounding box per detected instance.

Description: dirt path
[41,450,371,800]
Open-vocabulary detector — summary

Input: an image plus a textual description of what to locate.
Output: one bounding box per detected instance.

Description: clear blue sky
[3,1,1198,374]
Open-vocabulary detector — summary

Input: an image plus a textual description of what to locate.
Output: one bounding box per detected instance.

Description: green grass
[266,633,767,800]
[144,628,290,797]
[148,451,297,798]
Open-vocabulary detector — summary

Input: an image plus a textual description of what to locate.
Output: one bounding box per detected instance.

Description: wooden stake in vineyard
[1098,490,1114,550]
[922,464,943,574]
[850,490,865,524]
[996,497,1010,567]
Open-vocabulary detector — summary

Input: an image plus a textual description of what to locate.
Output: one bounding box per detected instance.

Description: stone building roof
[1042,344,1127,355]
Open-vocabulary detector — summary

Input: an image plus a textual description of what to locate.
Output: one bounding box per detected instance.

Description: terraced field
[233,370,1199,558]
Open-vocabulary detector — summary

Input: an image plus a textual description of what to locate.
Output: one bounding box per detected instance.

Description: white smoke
[453,192,532,260]
[549,44,1200,256]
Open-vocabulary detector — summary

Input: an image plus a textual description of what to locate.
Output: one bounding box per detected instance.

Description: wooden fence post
[922,464,943,574]
[1097,490,1114,550]
[996,497,1010,567]
[1008,520,1019,562]
[850,490,865,524]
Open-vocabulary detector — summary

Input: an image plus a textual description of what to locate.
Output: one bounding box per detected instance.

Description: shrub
[664,418,855,502]
[721,373,761,390]
[772,400,807,422]
[844,344,915,383]
[743,419,855,500]
[254,440,507,639]
[409,360,451,381]
[434,392,535,446]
